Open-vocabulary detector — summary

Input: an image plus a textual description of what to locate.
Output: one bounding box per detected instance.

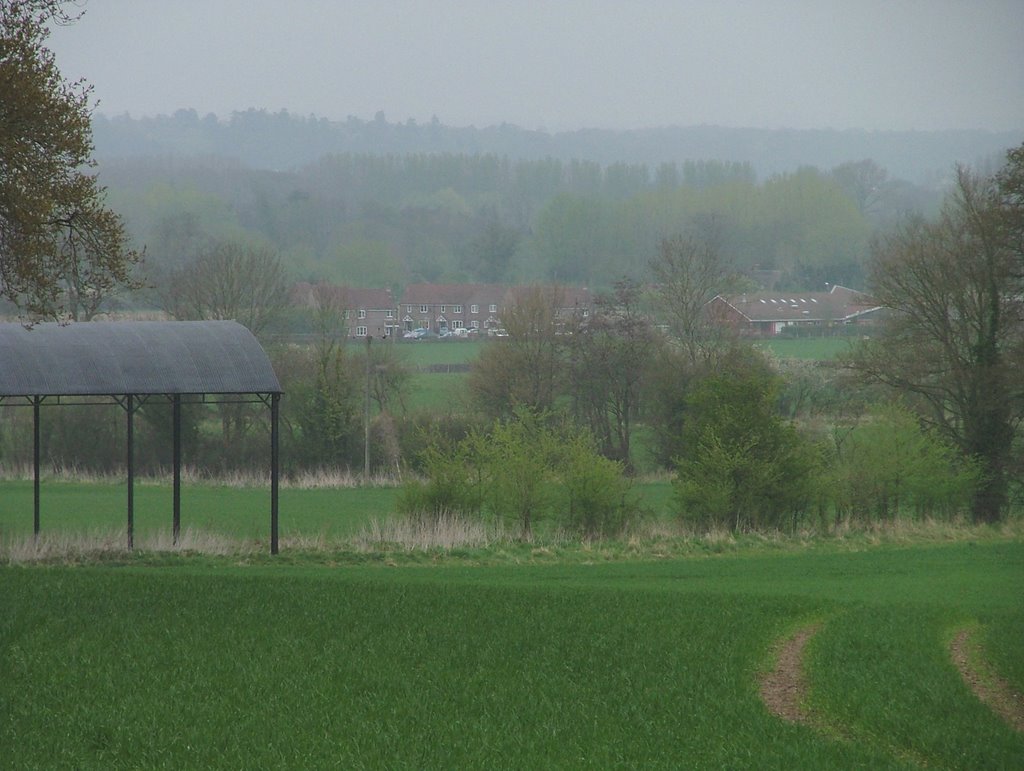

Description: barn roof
[0,320,282,397]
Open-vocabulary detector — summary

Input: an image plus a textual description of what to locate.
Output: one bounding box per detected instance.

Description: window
[440,305,447,313]
[355,326,367,337]
[470,320,480,329]
[452,320,464,329]
[471,304,479,314]
[407,305,413,313]
[489,304,497,313]
[420,304,429,314]
[453,305,463,314]
[386,309,394,319]
[358,309,366,319]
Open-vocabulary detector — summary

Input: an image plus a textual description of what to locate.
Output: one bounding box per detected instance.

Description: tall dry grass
[0,463,404,489]
[349,515,505,552]
[1,527,254,564]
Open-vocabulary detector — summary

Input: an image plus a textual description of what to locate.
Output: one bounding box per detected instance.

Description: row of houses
[291,283,594,339]
[291,282,881,339]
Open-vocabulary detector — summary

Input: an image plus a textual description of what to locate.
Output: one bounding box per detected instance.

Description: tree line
[91,150,938,303]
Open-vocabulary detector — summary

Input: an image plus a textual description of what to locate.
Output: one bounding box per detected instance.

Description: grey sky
[46,0,1024,132]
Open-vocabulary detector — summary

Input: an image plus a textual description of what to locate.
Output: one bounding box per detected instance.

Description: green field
[400,336,852,413]
[2,539,1021,768]
[0,480,396,542]
[397,339,486,367]
[0,479,677,545]
[758,336,856,360]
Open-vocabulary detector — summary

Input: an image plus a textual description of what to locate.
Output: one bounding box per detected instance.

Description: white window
[386,309,394,319]
[489,304,497,313]
[355,326,367,337]
[420,304,429,314]
[452,320,464,329]
[358,309,366,319]
[453,305,463,314]
[407,305,413,313]
[471,304,479,314]
[470,320,480,329]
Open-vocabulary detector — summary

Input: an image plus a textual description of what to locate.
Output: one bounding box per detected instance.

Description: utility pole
[364,334,372,482]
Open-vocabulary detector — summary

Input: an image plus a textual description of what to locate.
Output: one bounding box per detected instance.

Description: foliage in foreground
[398,409,641,539]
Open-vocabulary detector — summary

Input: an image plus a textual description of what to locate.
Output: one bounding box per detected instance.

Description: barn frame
[0,320,283,553]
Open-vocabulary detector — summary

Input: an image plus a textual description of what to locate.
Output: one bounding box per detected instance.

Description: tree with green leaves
[828,402,979,523]
[848,147,1024,522]
[673,353,819,532]
[1,1,140,318]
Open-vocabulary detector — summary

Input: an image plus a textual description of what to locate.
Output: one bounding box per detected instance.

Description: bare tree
[468,284,567,419]
[649,233,739,368]
[567,279,659,469]
[160,240,288,335]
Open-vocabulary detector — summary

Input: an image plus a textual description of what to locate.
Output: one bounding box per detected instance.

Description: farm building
[707,285,883,336]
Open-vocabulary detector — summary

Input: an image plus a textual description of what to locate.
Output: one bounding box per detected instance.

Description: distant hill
[91,109,1021,184]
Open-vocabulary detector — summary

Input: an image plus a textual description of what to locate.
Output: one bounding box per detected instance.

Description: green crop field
[397,339,486,367]
[758,336,856,360]
[0,480,396,541]
[0,479,677,544]
[2,535,1022,768]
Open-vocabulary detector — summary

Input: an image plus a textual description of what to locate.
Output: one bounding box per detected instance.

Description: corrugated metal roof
[0,321,282,397]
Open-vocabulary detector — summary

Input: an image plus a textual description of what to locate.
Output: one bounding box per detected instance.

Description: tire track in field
[950,627,1024,733]
[760,622,821,724]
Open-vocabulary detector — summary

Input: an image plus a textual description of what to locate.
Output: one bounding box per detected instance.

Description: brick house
[398,283,595,336]
[397,283,509,335]
[291,283,398,338]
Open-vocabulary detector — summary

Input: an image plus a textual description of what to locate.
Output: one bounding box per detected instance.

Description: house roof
[291,283,393,310]
[715,285,880,323]
[399,283,508,307]
[0,321,281,397]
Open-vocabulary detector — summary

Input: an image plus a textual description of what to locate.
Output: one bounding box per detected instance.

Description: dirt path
[949,628,1024,733]
[760,623,821,724]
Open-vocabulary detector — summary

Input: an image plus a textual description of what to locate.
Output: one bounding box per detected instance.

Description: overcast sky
[46,0,1024,133]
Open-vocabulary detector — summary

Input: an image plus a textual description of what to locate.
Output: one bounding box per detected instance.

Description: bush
[398,409,640,539]
[829,402,980,522]
[673,362,820,532]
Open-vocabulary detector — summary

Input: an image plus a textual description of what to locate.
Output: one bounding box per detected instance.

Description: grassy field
[0,478,678,547]
[400,336,853,413]
[2,539,1021,768]
[757,335,856,360]
[0,480,397,542]
[397,339,485,367]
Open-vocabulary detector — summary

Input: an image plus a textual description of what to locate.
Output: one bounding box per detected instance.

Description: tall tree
[0,1,140,318]
[159,240,288,336]
[568,279,658,469]
[468,285,567,420]
[649,232,738,368]
[849,148,1024,522]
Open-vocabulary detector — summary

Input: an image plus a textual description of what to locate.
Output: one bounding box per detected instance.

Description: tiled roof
[399,283,507,306]
[291,283,393,310]
[717,286,879,323]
